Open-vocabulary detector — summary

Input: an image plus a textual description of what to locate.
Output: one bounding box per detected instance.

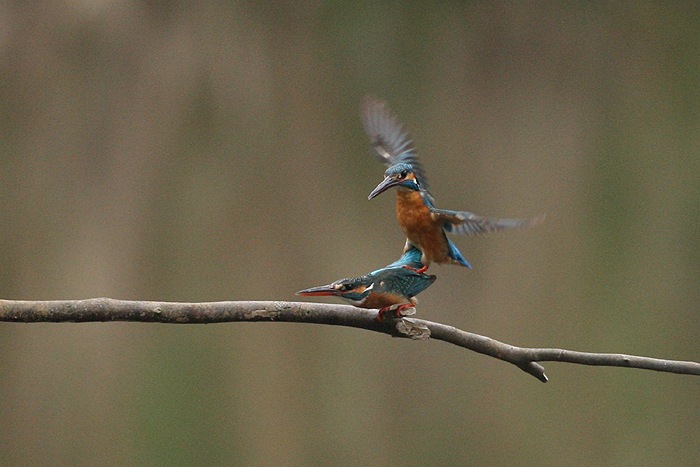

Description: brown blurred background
[0,2,698,465]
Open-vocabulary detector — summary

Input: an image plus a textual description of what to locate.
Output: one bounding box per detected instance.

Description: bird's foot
[396,304,416,317]
[377,303,416,321]
[402,265,429,274]
[377,307,391,321]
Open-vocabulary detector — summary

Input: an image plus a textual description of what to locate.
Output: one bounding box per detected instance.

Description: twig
[0,298,697,383]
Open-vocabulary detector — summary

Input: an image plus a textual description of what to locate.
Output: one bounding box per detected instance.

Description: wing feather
[432,208,544,236]
[362,97,430,192]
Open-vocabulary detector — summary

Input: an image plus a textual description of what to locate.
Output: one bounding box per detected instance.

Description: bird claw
[377,304,416,321]
[402,265,429,274]
[398,305,416,316]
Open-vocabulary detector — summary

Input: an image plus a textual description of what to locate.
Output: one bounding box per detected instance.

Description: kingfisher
[296,247,436,320]
[363,97,542,272]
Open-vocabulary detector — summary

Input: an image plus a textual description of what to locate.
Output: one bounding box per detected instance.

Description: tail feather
[447,239,472,269]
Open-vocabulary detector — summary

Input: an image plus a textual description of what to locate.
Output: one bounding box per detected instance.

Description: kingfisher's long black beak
[368,176,399,200]
[296,284,339,296]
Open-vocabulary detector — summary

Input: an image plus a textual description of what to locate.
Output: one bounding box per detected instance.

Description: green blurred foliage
[0,2,698,465]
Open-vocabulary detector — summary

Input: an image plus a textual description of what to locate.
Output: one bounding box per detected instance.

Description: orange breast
[362,291,406,309]
[396,190,451,264]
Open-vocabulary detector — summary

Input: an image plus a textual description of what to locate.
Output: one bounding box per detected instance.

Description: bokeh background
[0,2,698,465]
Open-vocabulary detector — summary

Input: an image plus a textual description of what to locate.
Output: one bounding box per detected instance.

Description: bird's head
[296,276,374,306]
[368,163,420,200]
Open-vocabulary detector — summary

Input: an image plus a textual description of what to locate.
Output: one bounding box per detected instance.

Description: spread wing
[362,96,430,192]
[431,208,545,236]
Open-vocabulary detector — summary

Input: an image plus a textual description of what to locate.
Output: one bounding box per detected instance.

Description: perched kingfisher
[363,97,542,272]
[296,247,436,320]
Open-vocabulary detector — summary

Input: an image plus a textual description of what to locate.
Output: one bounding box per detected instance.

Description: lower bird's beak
[368,176,399,200]
[296,284,339,296]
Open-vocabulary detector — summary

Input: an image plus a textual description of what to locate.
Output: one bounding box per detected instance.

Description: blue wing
[362,97,430,193]
[431,207,544,236]
[374,267,437,299]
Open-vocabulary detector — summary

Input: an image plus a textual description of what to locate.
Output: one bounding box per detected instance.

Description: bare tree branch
[1,298,698,383]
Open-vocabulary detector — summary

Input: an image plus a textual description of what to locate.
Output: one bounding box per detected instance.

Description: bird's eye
[400,170,407,178]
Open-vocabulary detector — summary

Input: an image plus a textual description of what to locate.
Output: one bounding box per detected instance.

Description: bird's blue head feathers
[368,163,421,199]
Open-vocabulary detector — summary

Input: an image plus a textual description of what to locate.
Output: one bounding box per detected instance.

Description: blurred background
[0,2,698,465]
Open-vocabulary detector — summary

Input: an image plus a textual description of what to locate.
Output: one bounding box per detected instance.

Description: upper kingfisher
[296,247,436,320]
[363,97,543,272]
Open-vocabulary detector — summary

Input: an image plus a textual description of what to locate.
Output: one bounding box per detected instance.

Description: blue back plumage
[378,246,424,272]
[368,246,436,299]
[372,266,436,299]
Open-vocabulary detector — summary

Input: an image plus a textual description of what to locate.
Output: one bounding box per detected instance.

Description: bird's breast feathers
[361,290,407,309]
[395,190,452,263]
